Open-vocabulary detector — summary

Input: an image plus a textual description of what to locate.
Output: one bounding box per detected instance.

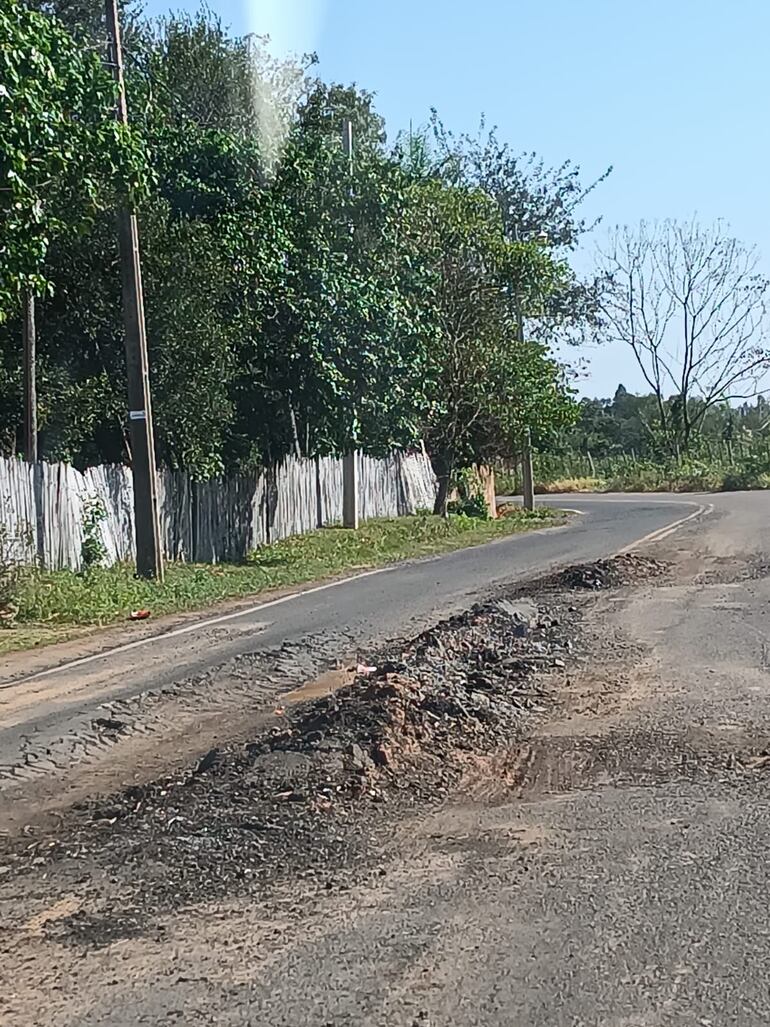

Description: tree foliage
[0,0,146,314]
[1,2,586,482]
[428,115,611,346]
[552,385,770,465]
[406,178,575,512]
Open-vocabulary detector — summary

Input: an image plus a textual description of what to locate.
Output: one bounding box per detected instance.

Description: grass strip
[1,507,562,655]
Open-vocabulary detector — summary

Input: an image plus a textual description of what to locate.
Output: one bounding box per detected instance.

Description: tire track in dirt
[0,630,357,787]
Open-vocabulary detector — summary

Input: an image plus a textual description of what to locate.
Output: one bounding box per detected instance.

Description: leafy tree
[0,0,146,313]
[0,2,581,489]
[558,389,662,460]
[409,179,575,513]
[429,116,611,346]
[0,8,309,473]
[30,0,141,43]
[231,82,434,466]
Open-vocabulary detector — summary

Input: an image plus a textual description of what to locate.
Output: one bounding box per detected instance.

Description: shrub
[447,493,490,519]
[80,497,108,571]
[0,521,33,626]
[535,477,605,494]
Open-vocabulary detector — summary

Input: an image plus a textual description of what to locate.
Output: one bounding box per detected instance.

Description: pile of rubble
[261,593,568,783]
[2,598,573,921]
[533,553,668,593]
[0,555,666,931]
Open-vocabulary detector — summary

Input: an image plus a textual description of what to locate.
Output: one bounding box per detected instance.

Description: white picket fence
[0,451,437,570]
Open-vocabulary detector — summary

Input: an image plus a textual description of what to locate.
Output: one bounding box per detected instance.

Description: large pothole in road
[0,554,672,947]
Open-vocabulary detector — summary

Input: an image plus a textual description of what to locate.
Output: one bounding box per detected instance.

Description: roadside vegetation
[0,507,559,654]
[3,0,770,628]
[499,451,770,494]
[527,460,770,494]
[494,387,770,495]
[1,0,596,506]
[5,6,765,502]
[515,219,770,496]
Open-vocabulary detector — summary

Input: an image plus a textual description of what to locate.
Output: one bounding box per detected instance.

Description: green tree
[430,116,611,347]
[0,2,582,487]
[409,179,574,513]
[0,0,145,313]
[228,82,434,467]
[1,8,309,473]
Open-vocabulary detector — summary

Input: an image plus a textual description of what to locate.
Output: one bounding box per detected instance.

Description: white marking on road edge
[2,501,698,690]
[1,565,396,689]
[615,502,713,555]
[0,516,581,689]
[548,495,707,504]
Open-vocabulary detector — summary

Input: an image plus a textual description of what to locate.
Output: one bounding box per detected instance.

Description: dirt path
[3,493,770,1026]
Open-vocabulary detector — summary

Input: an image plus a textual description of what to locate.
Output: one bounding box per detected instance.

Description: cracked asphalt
[5,492,770,1026]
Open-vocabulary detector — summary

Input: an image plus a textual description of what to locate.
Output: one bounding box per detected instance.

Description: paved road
[0,495,700,788]
[209,491,770,1027]
[10,491,770,1026]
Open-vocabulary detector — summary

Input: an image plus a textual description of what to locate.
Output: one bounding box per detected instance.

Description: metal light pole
[105,0,164,579]
[341,117,359,529]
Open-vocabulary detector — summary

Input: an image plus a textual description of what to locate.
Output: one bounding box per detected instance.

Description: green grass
[1,508,562,655]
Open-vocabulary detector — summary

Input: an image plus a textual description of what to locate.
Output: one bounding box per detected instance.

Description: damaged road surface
[6,493,770,1025]
[0,495,697,808]
[1,567,608,919]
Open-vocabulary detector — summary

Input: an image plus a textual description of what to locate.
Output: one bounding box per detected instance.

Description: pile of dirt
[267,594,568,778]
[530,553,668,593]
[0,599,576,930]
[0,555,661,945]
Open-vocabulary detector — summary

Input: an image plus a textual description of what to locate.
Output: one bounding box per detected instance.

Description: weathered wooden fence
[0,451,437,570]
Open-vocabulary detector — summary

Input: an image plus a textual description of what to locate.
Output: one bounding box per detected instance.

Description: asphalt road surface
[12,491,770,1027]
[227,491,770,1027]
[0,495,701,791]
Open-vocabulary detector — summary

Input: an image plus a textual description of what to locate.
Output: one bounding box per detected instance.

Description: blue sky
[145,0,770,399]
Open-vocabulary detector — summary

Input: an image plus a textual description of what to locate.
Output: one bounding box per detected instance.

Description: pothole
[511,728,770,798]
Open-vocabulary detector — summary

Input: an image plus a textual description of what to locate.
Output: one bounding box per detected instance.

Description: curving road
[222,490,770,1027]
[0,495,704,793]
[1,495,702,695]
[13,491,770,1026]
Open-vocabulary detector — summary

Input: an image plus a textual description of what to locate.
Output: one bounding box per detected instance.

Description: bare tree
[600,218,770,452]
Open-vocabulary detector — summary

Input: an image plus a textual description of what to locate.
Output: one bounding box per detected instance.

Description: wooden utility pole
[22,290,37,463]
[341,117,359,529]
[105,0,164,579]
